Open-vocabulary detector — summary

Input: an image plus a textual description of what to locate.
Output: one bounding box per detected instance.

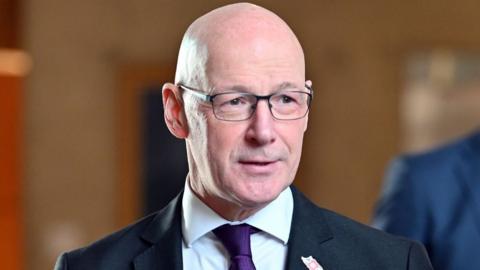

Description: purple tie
[213,224,258,270]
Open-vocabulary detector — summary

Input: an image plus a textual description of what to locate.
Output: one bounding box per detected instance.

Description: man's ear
[303,114,308,132]
[303,80,312,132]
[162,83,189,139]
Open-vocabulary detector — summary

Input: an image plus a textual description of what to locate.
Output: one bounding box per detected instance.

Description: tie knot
[213,223,258,258]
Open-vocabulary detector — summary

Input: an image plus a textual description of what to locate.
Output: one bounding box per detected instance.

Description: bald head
[175,3,305,89]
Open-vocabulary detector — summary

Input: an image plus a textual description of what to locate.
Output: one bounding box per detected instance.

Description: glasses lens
[212,93,256,121]
[211,90,311,121]
[270,91,311,120]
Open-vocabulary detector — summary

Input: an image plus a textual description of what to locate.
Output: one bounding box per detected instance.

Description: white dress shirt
[181,181,294,270]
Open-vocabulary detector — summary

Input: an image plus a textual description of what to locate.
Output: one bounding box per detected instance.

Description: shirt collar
[182,177,293,247]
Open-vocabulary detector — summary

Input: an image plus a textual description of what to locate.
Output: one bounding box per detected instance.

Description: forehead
[204,35,305,93]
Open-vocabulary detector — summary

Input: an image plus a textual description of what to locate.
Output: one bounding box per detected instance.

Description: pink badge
[301,256,323,270]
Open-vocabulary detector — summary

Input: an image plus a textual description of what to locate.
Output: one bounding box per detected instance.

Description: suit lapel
[457,131,480,236]
[286,188,337,270]
[133,192,184,270]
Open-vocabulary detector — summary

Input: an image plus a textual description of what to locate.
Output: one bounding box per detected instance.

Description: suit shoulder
[387,130,479,189]
[401,130,479,167]
[62,212,158,269]
[59,190,184,269]
[321,207,432,267]
[322,207,414,246]
[293,188,417,249]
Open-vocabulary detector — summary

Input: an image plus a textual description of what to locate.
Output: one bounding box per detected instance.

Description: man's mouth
[239,161,275,166]
[237,159,279,175]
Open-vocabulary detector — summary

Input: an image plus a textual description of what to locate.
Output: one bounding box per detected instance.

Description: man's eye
[280,95,295,103]
[229,98,242,105]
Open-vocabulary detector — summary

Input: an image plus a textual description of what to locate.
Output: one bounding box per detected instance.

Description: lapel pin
[301,256,323,270]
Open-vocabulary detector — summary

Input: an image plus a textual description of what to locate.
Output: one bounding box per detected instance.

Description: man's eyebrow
[228,85,250,92]
[218,82,300,93]
[273,82,300,91]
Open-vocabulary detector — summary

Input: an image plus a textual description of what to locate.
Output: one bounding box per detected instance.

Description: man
[55,3,432,269]
[373,129,480,270]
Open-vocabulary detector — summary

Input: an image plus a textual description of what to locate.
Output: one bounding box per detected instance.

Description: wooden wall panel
[0,0,19,47]
[0,0,22,268]
[0,75,23,270]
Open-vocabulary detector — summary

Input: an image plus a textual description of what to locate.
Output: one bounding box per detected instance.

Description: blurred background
[1,0,480,269]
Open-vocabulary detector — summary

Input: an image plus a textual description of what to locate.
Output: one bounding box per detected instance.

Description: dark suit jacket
[55,187,432,269]
[373,130,480,270]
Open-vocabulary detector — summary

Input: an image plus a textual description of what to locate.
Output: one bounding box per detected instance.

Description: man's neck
[188,177,268,221]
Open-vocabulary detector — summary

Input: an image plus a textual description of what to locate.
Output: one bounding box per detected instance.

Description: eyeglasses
[178,83,313,121]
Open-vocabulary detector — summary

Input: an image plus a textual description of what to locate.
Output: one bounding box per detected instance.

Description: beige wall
[22,0,480,269]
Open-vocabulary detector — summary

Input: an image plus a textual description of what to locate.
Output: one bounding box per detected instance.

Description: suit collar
[133,192,184,270]
[182,183,294,247]
[131,187,337,270]
[457,130,480,236]
[286,187,335,270]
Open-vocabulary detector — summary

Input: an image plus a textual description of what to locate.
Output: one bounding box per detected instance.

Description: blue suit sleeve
[372,157,429,244]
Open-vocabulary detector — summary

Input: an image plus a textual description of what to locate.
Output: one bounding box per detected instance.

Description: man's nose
[245,100,276,145]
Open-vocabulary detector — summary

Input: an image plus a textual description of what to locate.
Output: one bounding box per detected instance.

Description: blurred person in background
[373,129,480,270]
[55,3,432,270]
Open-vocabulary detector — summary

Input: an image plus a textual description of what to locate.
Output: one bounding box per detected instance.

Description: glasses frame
[177,82,313,121]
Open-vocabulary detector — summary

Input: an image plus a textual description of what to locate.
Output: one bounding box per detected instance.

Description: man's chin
[234,189,282,209]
